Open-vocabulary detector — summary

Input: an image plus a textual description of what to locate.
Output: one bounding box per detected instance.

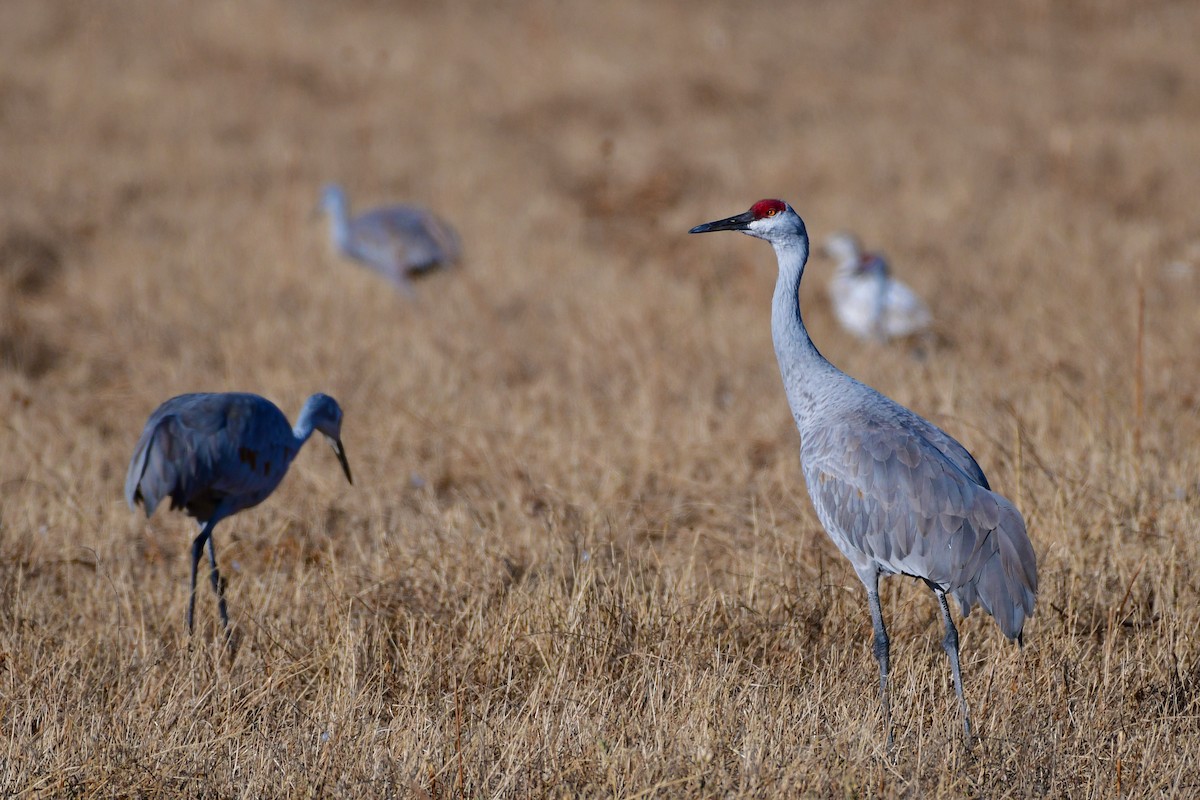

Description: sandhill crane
[319,184,460,295]
[690,200,1036,744]
[823,232,931,343]
[125,392,352,644]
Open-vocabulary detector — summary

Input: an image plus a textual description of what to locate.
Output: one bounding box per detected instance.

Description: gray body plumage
[794,370,1036,639]
[691,200,1037,743]
[823,232,932,342]
[126,393,299,521]
[126,392,352,644]
[319,184,460,292]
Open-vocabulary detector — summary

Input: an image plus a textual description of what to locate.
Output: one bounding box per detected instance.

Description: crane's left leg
[188,520,216,633]
[858,568,892,749]
[205,532,231,638]
[935,588,972,741]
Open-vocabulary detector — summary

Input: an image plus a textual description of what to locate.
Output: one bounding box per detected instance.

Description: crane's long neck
[292,407,319,447]
[771,239,833,423]
[325,199,352,251]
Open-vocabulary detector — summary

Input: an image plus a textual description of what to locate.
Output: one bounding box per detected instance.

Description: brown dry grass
[3,1,1200,796]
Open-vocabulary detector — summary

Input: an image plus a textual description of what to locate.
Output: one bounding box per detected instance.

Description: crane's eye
[766,208,777,217]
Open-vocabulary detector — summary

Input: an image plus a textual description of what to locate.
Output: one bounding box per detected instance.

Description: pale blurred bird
[319,184,460,294]
[823,232,931,343]
[691,201,1036,745]
[125,392,353,645]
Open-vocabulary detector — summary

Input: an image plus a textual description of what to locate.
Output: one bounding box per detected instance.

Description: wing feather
[348,207,460,277]
[801,411,1037,637]
[125,394,293,520]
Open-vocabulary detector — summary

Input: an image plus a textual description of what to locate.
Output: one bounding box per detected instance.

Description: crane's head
[301,393,353,485]
[853,253,890,279]
[689,199,807,246]
[824,233,889,278]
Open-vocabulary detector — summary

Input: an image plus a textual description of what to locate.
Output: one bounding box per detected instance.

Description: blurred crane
[125,392,352,644]
[690,200,1036,745]
[823,232,931,343]
[319,184,460,295]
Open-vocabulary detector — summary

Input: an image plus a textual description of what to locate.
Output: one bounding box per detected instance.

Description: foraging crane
[690,200,1036,743]
[823,232,931,343]
[125,392,352,641]
[319,184,460,295]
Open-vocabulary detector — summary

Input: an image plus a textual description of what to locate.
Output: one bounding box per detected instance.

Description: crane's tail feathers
[124,437,152,513]
[124,421,172,516]
[968,502,1038,641]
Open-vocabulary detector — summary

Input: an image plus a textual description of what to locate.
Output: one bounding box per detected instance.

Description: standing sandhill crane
[823,232,931,343]
[125,392,352,643]
[690,200,1036,744]
[319,184,461,295]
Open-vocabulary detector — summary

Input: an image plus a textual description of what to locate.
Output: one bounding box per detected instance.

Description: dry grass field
[3,1,1200,796]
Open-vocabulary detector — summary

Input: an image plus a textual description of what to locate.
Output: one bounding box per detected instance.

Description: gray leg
[935,588,972,741]
[188,521,215,634]
[389,270,417,299]
[206,533,231,637]
[864,572,893,748]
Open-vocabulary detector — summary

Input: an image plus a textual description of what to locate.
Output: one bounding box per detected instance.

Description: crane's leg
[390,270,417,299]
[862,570,892,749]
[206,532,231,638]
[188,520,216,634]
[935,588,972,741]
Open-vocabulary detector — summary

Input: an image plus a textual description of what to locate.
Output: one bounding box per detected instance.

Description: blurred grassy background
[2,1,1200,795]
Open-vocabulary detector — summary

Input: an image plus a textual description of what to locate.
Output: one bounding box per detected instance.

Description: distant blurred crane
[691,200,1036,745]
[319,184,460,295]
[823,232,931,343]
[125,392,352,643]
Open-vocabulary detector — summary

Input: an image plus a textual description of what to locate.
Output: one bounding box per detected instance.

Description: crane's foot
[958,716,977,752]
[222,626,241,663]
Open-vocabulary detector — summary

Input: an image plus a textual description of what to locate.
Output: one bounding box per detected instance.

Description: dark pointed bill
[330,437,353,484]
[689,210,755,235]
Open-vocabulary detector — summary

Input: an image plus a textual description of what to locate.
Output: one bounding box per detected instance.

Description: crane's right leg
[205,532,231,638]
[389,270,417,299]
[188,520,216,634]
[860,568,892,749]
[934,588,972,742]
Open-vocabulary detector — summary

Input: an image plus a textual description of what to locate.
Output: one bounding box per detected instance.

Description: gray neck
[292,406,318,447]
[292,422,314,446]
[770,238,833,422]
[325,200,351,250]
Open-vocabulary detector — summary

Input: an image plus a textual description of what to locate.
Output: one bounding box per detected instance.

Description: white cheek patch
[745,222,772,240]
